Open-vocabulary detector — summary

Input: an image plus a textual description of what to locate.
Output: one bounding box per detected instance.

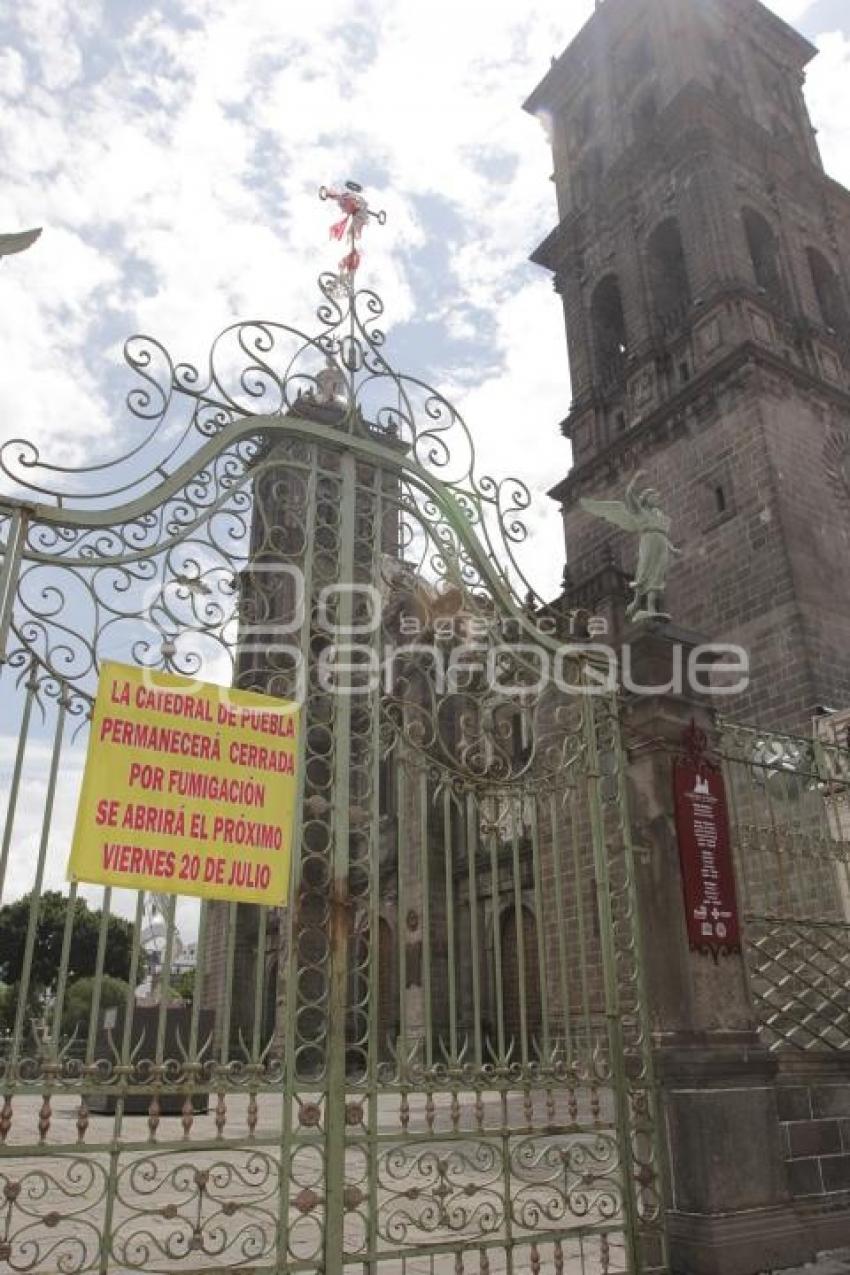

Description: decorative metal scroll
[0,275,667,1274]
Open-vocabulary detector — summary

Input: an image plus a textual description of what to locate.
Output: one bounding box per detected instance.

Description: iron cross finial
[319,181,386,289]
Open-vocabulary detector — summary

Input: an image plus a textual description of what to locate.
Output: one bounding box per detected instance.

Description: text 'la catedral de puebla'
[68,661,300,906]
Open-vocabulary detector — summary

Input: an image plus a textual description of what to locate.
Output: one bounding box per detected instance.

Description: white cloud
[768,0,818,20]
[0,0,846,536]
[806,30,850,187]
[0,48,25,98]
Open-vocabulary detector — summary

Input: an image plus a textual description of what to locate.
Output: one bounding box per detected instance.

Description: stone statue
[0,228,42,259]
[314,355,347,405]
[580,471,681,623]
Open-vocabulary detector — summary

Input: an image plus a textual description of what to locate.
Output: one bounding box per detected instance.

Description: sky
[0,0,848,933]
[1,0,848,600]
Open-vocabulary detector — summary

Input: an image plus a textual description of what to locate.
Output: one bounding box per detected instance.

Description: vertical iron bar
[396,759,408,1067]
[85,887,113,1064]
[323,448,357,1275]
[10,686,67,1067]
[101,890,146,1275]
[465,793,483,1066]
[276,448,318,1271]
[154,894,177,1065]
[443,789,458,1060]
[250,906,269,1060]
[365,476,383,1275]
[0,507,28,664]
[0,659,36,904]
[418,767,433,1068]
[488,819,506,1063]
[547,792,573,1063]
[50,880,79,1043]
[188,899,209,1058]
[219,902,238,1065]
[509,800,529,1068]
[528,797,551,1060]
[569,788,594,1065]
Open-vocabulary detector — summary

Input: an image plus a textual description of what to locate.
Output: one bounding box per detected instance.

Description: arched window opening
[592,275,629,386]
[574,95,596,148]
[633,89,659,141]
[808,248,849,337]
[624,35,655,87]
[707,36,744,113]
[743,208,785,310]
[575,147,603,206]
[647,218,692,327]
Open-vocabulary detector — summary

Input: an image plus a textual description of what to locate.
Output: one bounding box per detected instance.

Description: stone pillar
[622,627,815,1275]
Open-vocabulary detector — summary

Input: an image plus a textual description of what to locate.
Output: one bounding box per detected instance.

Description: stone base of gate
[656,1041,816,1274]
[665,1204,815,1275]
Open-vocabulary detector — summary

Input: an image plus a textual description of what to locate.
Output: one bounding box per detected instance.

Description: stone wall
[557,349,850,731]
[777,1054,850,1250]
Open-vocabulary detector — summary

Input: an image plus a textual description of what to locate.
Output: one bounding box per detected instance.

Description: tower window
[574,95,596,147]
[742,208,786,310]
[807,248,849,338]
[632,89,659,140]
[715,485,727,514]
[624,35,655,86]
[591,275,629,386]
[574,147,604,205]
[648,218,692,325]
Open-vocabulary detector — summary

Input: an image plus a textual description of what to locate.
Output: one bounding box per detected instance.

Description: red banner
[673,758,741,954]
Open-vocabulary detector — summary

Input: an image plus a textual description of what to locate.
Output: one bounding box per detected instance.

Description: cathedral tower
[526,0,850,728]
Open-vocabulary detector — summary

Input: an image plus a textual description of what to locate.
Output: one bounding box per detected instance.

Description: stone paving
[781,1256,850,1275]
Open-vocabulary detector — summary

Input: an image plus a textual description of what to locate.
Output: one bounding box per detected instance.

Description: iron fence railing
[720,720,850,1052]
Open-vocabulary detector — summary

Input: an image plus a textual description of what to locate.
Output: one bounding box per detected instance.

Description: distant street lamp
[0,227,42,259]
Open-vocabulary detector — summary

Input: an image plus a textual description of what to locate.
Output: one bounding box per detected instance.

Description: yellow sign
[68,662,299,905]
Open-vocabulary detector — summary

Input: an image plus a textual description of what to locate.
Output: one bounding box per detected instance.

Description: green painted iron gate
[0,278,667,1273]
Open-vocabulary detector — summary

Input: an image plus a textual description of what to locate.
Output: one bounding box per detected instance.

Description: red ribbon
[340,249,361,275]
[325,188,368,278]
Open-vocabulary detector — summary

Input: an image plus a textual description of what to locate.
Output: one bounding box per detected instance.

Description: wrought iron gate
[0,277,667,1273]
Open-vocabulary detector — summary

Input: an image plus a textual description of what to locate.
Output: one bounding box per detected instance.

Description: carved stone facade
[526,0,850,729]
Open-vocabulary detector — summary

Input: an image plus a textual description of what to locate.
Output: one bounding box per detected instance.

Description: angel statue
[580,471,681,623]
[0,228,42,259]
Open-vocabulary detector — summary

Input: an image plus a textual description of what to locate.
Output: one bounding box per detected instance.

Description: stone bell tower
[526,0,850,729]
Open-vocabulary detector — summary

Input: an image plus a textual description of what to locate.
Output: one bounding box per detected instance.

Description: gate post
[621,627,815,1275]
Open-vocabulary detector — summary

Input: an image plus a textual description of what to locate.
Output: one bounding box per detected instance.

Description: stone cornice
[549,340,850,506]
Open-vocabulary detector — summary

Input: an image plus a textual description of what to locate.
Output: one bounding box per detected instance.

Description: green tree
[172,968,195,1006]
[0,892,139,995]
[0,984,15,1034]
[62,975,130,1038]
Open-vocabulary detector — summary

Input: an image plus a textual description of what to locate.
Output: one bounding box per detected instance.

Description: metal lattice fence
[721,721,850,1052]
